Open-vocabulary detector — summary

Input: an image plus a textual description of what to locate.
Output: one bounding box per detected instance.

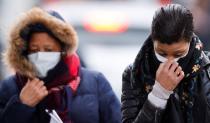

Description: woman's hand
[20,78,48,107]
[156,60,185,91]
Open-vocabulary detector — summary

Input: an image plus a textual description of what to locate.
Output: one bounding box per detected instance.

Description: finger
[40,86,47,91]
[156,63,165,75]
[169,62,179,73]
[24,79,34,89]
[31,78,40,86]
[35,89,47,100]
[163,60,174,70]
[39,87,48,97]
[177,71,185,81]
[37,81,44,88]
[44,90,48,96]
[175,66,182,75]
[158,63,164,71]
[25,79,30,86]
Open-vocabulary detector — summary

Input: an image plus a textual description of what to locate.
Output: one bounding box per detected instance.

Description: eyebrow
[29,44,38,48]
[44,45,53,48]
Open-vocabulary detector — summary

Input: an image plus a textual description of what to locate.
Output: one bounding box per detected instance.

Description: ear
[61,51,67,58]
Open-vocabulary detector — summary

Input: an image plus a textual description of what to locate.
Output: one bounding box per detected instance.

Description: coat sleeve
[121,65,165,123]
[96,73,122,123]
[0,77,36,123]
[201,66,210,118]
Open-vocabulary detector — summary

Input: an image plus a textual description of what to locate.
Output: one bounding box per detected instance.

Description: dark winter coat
[0,67,121,123]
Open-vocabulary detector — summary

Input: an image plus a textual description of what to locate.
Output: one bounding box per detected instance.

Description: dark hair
[151,4,194,44]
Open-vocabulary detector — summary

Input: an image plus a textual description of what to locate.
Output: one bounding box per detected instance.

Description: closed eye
[174,54,183,58]
[158,53,167,57]
[45,49,53,52]
[29,49,39,54]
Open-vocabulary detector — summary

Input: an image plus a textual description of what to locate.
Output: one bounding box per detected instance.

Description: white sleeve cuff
[148,92,168,109]
[147,81,173,109]
[152,81,173,99]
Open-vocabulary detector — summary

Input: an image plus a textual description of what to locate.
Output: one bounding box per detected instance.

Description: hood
[4,7,78,78]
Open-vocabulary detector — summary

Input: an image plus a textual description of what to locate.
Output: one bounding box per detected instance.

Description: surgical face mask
[154,50,188,63]
[28,52,61,78]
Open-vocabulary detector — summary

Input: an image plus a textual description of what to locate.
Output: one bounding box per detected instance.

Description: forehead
[154,40,190,52]
[29,32,59,46]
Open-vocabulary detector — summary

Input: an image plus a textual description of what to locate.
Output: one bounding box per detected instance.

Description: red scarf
[16,53,80,123]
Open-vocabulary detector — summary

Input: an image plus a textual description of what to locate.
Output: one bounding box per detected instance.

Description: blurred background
[0,0,210,99]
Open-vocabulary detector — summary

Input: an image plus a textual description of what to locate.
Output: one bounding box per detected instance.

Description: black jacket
[121,40,210,123]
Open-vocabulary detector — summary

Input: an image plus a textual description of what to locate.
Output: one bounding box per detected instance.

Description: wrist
[19,96,34,107]
[151,81,173,100]
[148,92,168,109]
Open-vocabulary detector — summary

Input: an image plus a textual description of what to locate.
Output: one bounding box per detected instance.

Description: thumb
[25,79,31,86]
[177,71,185,82]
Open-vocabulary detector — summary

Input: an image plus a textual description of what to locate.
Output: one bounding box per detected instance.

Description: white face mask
[28,52,61,78]
[154,50,188,63]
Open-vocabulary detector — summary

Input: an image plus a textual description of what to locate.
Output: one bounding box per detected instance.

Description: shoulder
[80,67,113,92]
[201,51,210,78]
[80,67,102,78]
[202,51,210,66]
[0,75,18,101]
[121,64,143,98]
[204,51,210,58]
[195,51,210,90]
[122,64,133,80]
[80,67,106,83]
[0,75,18,92]
[122,64,134,89]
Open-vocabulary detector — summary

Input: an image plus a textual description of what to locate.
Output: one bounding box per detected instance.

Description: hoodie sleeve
[0,76,36,123]
[96,73,122,123]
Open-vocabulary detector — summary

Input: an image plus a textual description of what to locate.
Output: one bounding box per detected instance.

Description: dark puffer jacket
[0,68,121,123]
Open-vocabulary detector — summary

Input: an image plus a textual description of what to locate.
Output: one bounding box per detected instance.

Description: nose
[166,56,176,61]
[39,49,45,52]
[37,48,46,52]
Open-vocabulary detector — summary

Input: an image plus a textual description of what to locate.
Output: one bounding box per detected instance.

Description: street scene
[0,0,210,123]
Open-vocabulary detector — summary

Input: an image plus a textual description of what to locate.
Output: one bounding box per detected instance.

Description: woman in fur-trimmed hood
[0,7,121,123]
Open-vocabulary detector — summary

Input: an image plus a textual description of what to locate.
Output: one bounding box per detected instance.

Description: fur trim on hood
[4,7,78,78]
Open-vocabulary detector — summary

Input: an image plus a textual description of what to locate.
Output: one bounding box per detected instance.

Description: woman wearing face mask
[0,8,121,123]
[121,4,210,123]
